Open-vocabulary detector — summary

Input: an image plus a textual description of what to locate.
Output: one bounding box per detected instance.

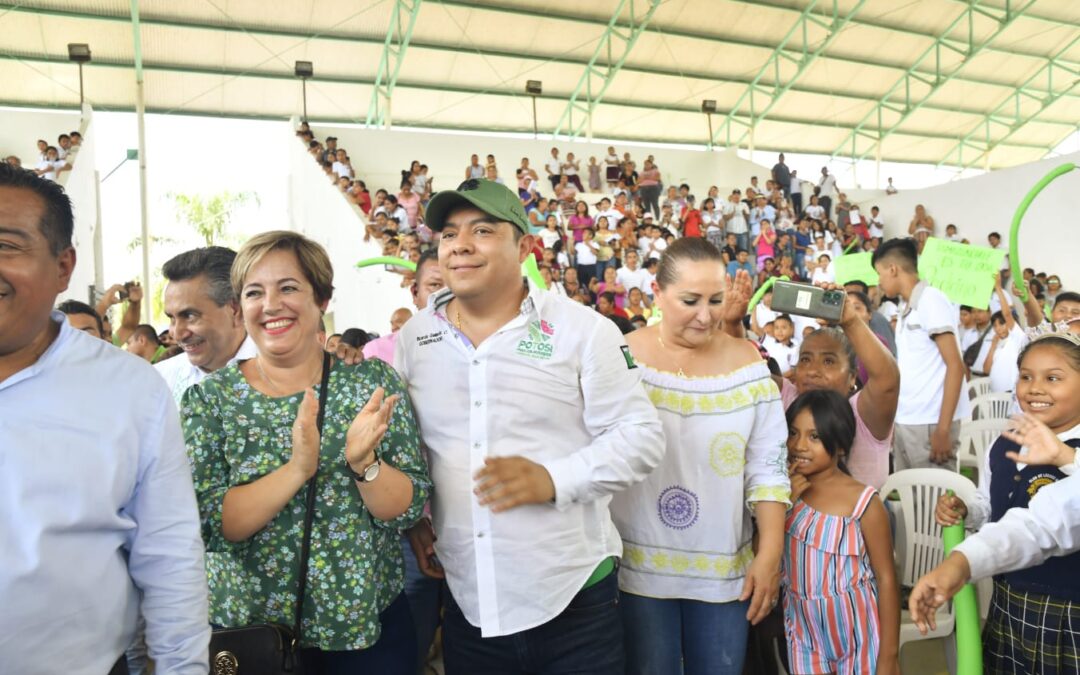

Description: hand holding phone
[769,280,845,322]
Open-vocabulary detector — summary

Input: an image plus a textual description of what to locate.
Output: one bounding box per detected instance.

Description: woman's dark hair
[786,389,856,474]
[1017,335,1080,372]
[340,328,371,349]
[655,237,723,289]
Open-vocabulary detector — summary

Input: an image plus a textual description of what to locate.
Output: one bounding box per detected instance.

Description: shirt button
[474,400,482,407]
[1014,475,1021,482]
[473,442,481,449]
[472,359,480,366]
[477,532,485,538]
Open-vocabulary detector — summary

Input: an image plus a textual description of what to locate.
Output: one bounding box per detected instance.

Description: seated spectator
[125,323,161,362]
[332,148,354,179]
[561,151,584,191]
[34,146,67,181]
[727,248,755,280]
[596,290,629,319]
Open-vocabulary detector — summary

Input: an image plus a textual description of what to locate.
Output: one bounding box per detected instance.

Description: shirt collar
[432,275,549,320]
[901,280,929,318]
[0,311,75,392]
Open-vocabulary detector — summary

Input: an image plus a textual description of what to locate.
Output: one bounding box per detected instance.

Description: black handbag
[208,353,332,675]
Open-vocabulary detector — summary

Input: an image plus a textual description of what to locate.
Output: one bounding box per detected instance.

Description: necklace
[657,329,712,378]
[256,355,323,396]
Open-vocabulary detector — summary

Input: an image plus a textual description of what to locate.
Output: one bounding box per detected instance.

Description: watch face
[363,460,381,482]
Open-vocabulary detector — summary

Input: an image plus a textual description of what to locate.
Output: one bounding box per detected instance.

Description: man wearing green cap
[396,179,664,674]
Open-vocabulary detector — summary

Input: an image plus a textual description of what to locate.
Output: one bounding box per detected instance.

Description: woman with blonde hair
[183,230,431,672]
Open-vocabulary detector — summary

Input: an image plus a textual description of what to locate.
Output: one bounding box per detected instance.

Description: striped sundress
[782,486,881,674]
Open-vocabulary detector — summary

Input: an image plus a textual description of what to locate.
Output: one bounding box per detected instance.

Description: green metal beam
[1,1,1076,121]
[5,50,1054,153]
[712,0,869,149]
[936,35,1080,171]
[723,0,1079,67]
[365,0,422,128]
[827,0,1042,166]
[552,0,661,140]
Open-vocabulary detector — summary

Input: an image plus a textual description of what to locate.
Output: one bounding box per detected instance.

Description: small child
[784,389,900,675]
[762,314,799,377]
[936,331,1080,673]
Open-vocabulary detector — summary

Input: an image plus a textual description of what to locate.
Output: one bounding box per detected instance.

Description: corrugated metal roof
[1,0,1076,169]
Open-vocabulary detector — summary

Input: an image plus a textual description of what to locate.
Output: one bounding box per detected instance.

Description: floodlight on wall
[68,43,91,104]
[526,80,542,138]
[702,99,717,150]
[295,61,314,120]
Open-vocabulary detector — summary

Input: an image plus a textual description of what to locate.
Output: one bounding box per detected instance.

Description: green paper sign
[834,252,879,286]
[918,238,1004,309]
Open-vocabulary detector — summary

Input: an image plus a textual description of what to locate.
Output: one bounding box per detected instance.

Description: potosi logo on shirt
[516,320,555,360]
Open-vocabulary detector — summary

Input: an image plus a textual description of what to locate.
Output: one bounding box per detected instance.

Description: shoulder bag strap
[292,351,333,648]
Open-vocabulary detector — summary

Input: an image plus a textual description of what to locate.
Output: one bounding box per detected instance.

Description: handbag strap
[291,351,333,649]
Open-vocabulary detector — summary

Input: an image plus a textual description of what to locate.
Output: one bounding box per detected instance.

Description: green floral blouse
[181,357,430,651]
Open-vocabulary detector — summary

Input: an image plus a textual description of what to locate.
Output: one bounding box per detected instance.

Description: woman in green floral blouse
[182,230,431,672]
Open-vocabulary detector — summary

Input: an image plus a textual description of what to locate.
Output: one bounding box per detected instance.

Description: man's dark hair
[843,280,869,294]
[340,328,371,349]
[132,323,160,346]
[161,246,238,306]
[871,237,918,272]
[774,313,794,326]
[58,134,70,142]
[56,299,103,336]
[607,314,634,335]
[600,291,617,305]
[415,248,439,282]
[989,231,1001,240]
[0,164,74,255]
[1054,291,1080,309]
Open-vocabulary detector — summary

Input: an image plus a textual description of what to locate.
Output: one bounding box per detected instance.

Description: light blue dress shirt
[0,313,210,674]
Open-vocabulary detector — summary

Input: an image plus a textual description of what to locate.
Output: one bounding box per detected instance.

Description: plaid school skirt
[984,579,1080,675]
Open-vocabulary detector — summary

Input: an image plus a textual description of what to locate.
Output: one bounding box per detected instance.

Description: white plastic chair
[955,418,1010,474]
[966,376,991,401]
[970,392,1014,420]
[881,469,978,673]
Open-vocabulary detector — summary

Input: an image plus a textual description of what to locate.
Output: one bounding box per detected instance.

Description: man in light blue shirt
[748,195,776,238]
[0,164,210,674]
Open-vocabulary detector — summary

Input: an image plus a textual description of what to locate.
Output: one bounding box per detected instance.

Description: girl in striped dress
[783,390,900,674]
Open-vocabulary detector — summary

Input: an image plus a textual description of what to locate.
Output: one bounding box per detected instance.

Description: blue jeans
[620,592,750,675]
[299,592,415,673]
[443,571,623,675]
[400,535,443,674]
[732,232,749,255]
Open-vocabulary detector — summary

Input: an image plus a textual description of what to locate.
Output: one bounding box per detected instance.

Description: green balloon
[522,255,547,290]
[1009,163,1075,301]
[355,256,417,272]
[942,495,983,674]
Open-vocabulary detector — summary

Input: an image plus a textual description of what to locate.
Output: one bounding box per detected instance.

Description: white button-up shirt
[956,472,1080,581]
[155,335,258,405]
[0,313,210,674]
[395,281,664,637]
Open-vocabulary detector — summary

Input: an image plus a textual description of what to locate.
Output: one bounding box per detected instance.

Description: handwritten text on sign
[918,238,1005,309]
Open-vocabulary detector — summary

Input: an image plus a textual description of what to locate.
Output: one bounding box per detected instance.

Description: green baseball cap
[424,178,530,235]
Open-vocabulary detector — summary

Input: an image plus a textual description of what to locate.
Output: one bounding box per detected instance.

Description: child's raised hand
[934,493,967,527]
[1002,413,1077,469]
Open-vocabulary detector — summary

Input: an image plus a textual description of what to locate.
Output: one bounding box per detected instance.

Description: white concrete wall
[873,150,1080,288]
[57,104,99,305]
[287,131,412,335]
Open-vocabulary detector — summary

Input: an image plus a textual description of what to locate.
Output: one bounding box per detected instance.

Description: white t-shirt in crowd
[805,204,825,221]
[869,216,885,239]
[595,208,623,229]
[811,265,835,285]
[639,236,667,260]
[989,325,1028,393]
[762,335,799,373]
[818,173,837,196]
[722,201,750,234]
[574,241,598,265]
[895,281,971,424]
[539,229,562,250]
[332,161,353,178]
[546,157,562,177]
[617,266,651,294]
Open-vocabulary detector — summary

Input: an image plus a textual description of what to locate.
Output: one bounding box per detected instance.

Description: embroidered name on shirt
[416,331,445,347]
[516,320,555,360]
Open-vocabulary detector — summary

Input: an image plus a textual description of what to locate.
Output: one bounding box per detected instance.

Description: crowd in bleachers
[3,131,84,181]
[3,121,1080,675]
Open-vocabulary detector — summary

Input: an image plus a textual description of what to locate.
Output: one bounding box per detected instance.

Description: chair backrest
[971,392,1014,420]
[881,469,978,587]
[966,376,991,400]
[956,418,1010,472]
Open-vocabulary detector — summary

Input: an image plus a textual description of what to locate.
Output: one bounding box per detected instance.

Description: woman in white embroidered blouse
[610,238,791,675]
